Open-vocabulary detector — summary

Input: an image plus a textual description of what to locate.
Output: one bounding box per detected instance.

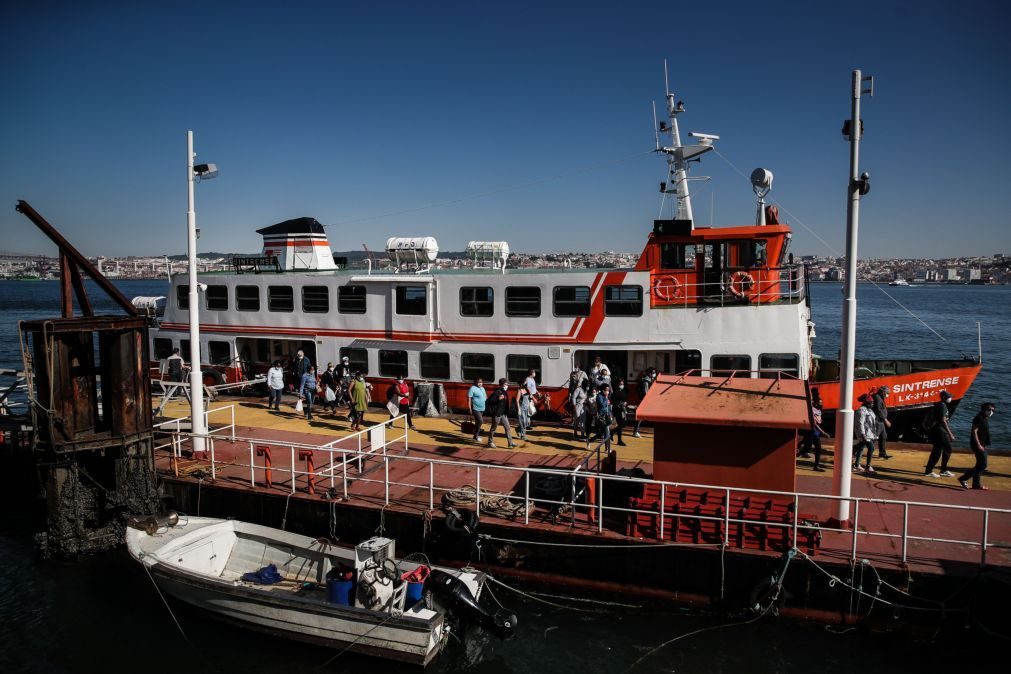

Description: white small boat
[888,278,910,286]
[126,516,514,666]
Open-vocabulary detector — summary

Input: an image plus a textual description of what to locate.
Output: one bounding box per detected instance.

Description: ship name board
[891,376,960,404]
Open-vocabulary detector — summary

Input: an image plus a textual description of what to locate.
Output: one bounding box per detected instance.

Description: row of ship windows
[154,337,798,382]
[178,284,644,318]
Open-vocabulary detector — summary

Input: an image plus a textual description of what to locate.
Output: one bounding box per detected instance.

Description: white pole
[833,70,869,525]
[187,130,207,454]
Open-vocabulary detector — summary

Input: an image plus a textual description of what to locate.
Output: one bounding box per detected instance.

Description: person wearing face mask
[389,375,415,430]
[485,378,515,449]
[960,402,996,490]
[924,390,957,478]
[611,377,628,446]
[349,372,369,431]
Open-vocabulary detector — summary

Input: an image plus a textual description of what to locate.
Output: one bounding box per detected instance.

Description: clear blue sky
[2,0,1009,259]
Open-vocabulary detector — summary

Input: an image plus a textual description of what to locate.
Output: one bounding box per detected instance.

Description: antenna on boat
[652,101,660,151]
[654,63,719,230]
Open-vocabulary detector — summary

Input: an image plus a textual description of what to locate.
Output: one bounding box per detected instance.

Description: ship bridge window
[379,349,408,377]
[507,355,541,385]
[208,340,231,366]
[505,287,541,317]
[759,353,799,379]
[153,338,173,360]
[711,355,751,378]
[340,347,368,375]
[420,352,450,380]
[460,287,494,317]
[268,286,294,312]
[236,285,260,311]
[674,350,702,375]
[603,285,643,316]
[461,353,495,382]
[396,286,427,315]
[660,243,696,269]
[176,285,189,310]
[338,285,367,314]
[553,286,590,317]
[301,286,329,313]
[738,240,768,268]
[205,285,228,311]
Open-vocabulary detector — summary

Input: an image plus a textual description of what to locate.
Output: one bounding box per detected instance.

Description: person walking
[959,402,995,490]
[389,376,415,430]
[589,356,608,383]
[872,386,893,459]
[852,394,878,473]
[289,349,311,391]
[594,384,614,452]
[349,372,369,431]
[166,347,185,382]
[320,362,338,415]
[467,377,487,442]
[485,379,515,449]
[570,378,588,440]
[335,356,352,406]
[517,387,532,442]
[924,390,957,478]
[266,360,285,411]
[298,364,318,421]
[809,395,829,471]
[570,366,589,393]
[633,368,656,438]
[611,377,629,446]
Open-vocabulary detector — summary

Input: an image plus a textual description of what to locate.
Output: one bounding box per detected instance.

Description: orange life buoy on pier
[728,271,755,299]
[652,275,681,302]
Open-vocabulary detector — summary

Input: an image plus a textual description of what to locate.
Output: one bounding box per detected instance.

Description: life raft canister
[652,275,681,301]
[728,271,755,299]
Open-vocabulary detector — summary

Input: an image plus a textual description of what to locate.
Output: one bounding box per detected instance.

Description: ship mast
[655,63,719,229]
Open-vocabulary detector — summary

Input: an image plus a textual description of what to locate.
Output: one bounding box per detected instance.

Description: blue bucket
[405,581,424,604]
[327,578,354,606]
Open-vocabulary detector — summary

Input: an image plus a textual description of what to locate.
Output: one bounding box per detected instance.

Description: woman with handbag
[297,365,318,421]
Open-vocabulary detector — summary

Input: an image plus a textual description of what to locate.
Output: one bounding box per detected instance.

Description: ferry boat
[888,278,910,287]
[142,85,980,442]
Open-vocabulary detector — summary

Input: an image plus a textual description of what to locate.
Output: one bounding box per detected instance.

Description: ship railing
[153,404,237,459]
[652,264,806,308]
[152,424,1010,568]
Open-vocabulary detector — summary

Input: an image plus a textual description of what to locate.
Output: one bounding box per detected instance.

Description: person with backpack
[485,379,515,449]
[960,402,996,490]
[924,390,957,478]
[852,394,879,473]
[871,386,893,459]
[166,347,185,382]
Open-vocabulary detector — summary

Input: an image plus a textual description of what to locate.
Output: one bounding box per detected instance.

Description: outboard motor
[426,569,517,640]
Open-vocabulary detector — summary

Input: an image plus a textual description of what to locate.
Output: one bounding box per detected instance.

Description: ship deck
[154,396,1011,580]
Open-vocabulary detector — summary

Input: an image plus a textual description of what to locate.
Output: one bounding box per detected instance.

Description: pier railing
[153,423,1010,569]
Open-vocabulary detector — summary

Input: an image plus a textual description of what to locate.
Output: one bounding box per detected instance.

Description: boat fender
[445,507,479,535]
[652,275,681,301]
[728,271,754,299]
[425,569,517,640]
[202,368,226,386]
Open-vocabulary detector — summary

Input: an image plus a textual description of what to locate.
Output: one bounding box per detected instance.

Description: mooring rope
[140,557,189,643]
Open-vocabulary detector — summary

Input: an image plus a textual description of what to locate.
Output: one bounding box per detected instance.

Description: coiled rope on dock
[441,484,531,519]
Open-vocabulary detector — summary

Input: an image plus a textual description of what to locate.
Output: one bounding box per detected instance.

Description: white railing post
[209,436,216,480]
[357,433,362,472]
[902,503,909,564]
[524,472,530,525]
[290,446,296,494]
[850,500,860,561]
[981,510,990,567]
[659,484,666,540]
[476,465,482,518]
[726,488,732,547]
[342,454,348,500]
[384,456,390,505]
[428,462,434,511]
[230,405,236,441]
[598,477,604,533]
[792,493,799,548]
[404,415,409,452]
[249,441,255,487]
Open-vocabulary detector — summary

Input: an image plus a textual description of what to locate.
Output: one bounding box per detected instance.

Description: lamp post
[186,130,217,454]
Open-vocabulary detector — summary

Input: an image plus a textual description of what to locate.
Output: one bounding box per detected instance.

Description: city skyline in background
[2,1,1009,260]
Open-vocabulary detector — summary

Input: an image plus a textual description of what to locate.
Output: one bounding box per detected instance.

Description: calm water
[0,279,1007,673]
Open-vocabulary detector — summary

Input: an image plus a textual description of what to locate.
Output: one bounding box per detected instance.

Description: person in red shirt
[388,376,416,430]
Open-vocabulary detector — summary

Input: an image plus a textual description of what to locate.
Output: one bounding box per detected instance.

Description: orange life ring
[652,275,681,301]
[728,271,755,299]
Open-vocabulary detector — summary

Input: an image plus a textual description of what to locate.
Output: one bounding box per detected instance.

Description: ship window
[461,353,495,382]
[338,285,367,314]
[340,347,368,375]
[674,350,702,375]
[379,349,408,377]
[236,285,260,311]
[759,353,799,379]
[208,341,231,366]
[505,286,541,317]
[553,286,590,317]
[205,285,228,311]
[396,286,427,315]
[739,240,768,268]
[603,285,642,316]
[420,352,450,380]
[301,285,329,313]
[711,355,751,377]
[460,287,494,317]
[506,355,541,385]
[268,286,294,312]
[176,285,189,310]
[180,340,189,356]
[153,338,173,360]
[660,243,696,269]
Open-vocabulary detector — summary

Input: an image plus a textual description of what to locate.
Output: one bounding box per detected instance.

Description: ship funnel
[256,217,336,271]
